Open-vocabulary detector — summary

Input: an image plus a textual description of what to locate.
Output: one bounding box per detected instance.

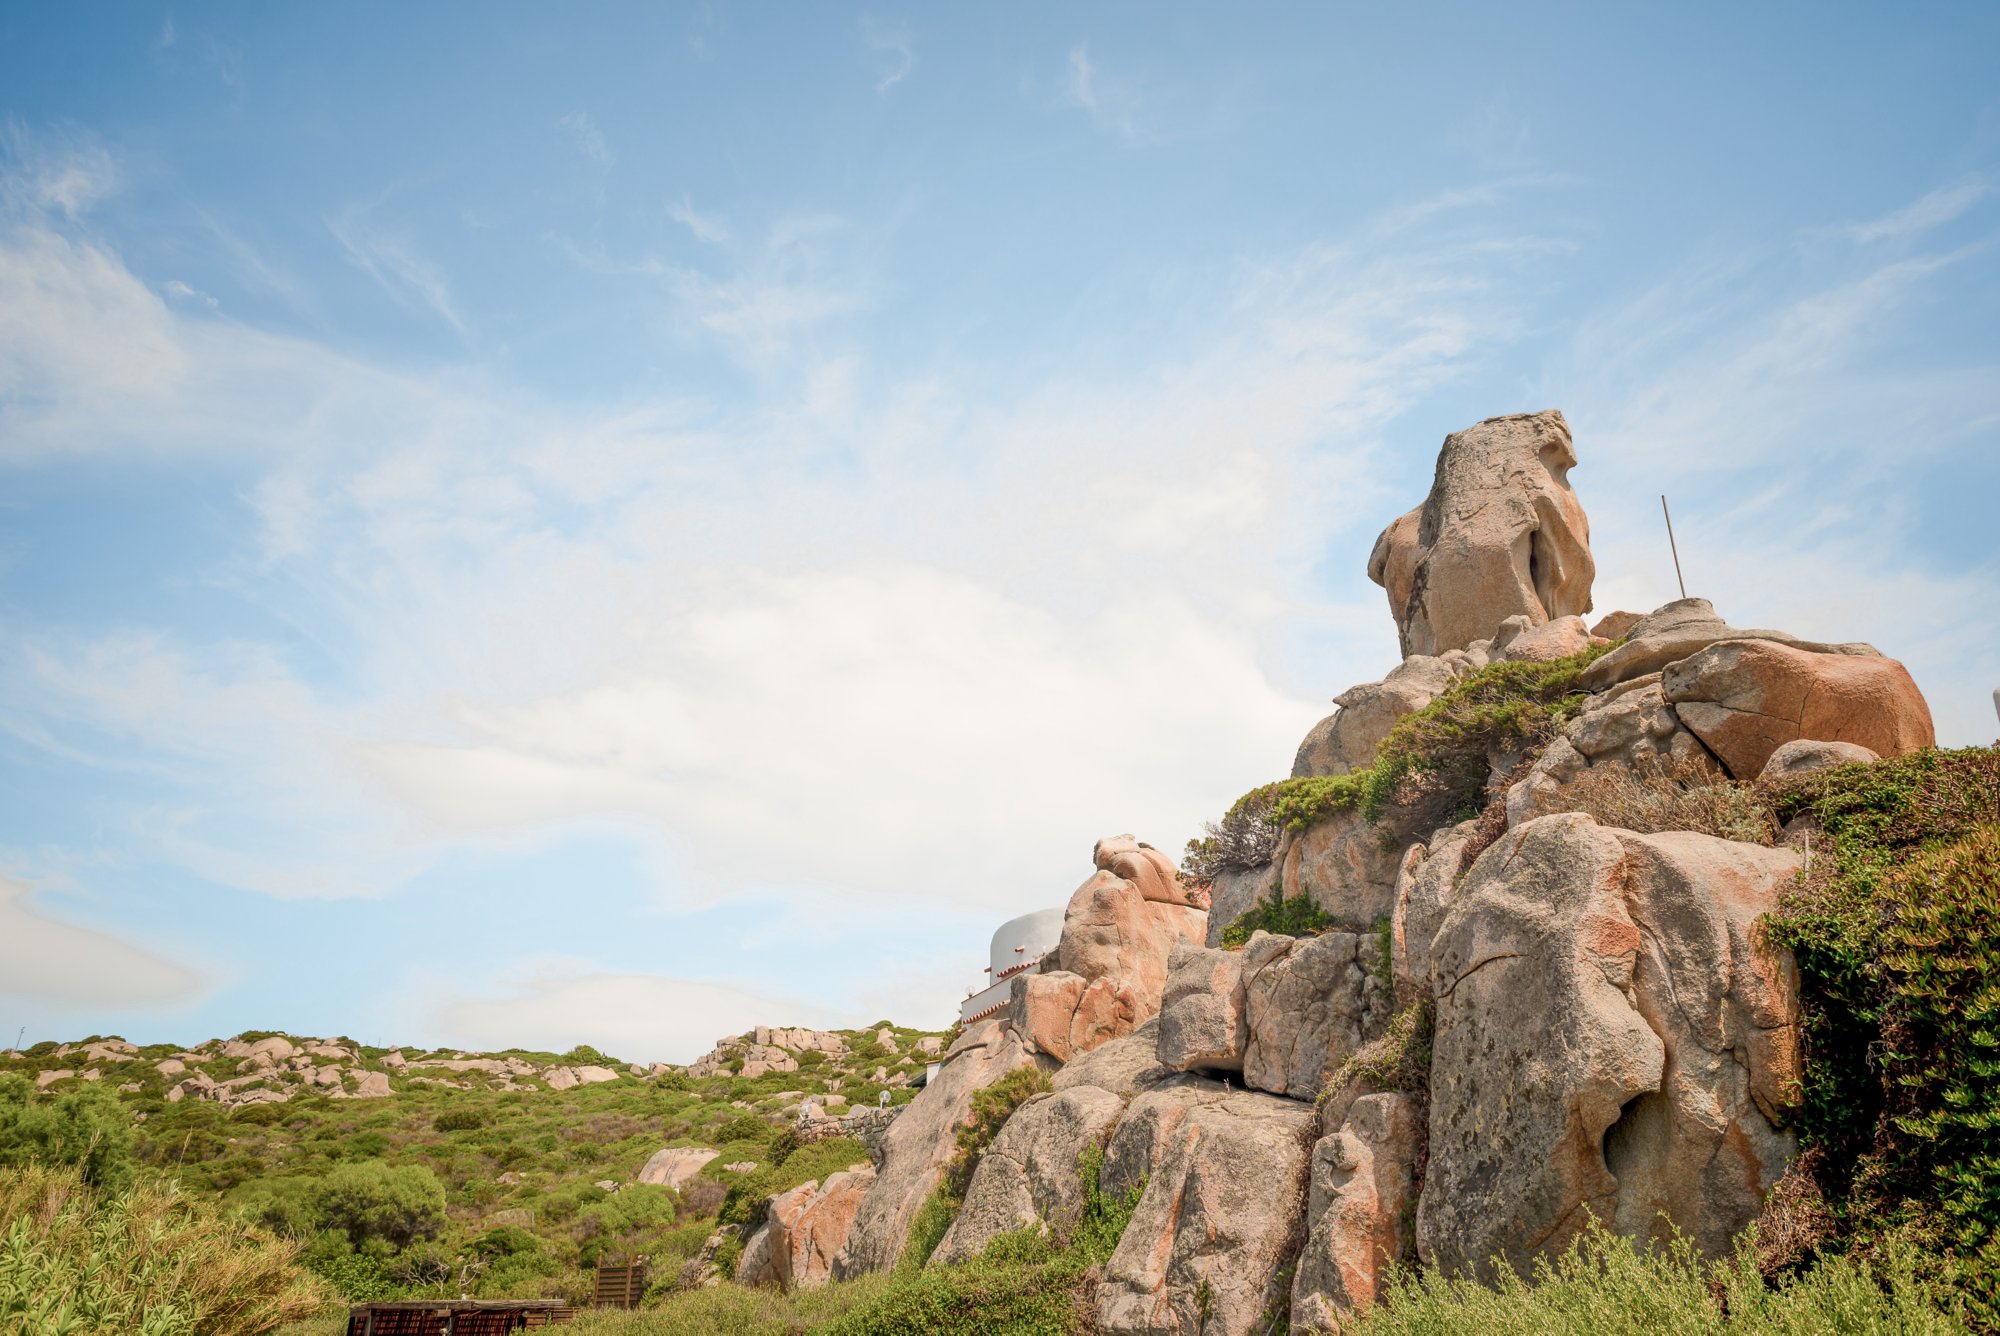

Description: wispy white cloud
[1845,179,1987,244]
[861,15,915,94]
[557,110,613,168]
[326,196,467,334]
[666,194,729,245]
[163,278,218,308]
[1061,44,1147,141]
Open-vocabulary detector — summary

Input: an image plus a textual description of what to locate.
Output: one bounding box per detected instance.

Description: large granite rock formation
[1292,1093,1422,1325]
[1417,814,1801,1276]
[1368,410,1595,658]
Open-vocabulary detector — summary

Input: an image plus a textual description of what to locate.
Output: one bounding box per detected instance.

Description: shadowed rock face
[1369,410,1595,658]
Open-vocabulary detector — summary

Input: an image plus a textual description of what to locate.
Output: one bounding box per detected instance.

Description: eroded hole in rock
[1601,1091,1666,1187]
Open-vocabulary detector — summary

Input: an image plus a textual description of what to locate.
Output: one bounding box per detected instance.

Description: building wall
[959,906,1065,1024]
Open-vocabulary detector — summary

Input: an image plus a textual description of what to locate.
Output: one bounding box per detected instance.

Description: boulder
[1291,1093,1423,1327]
[1575,598,1879,693]
[1759,739,1880,782]
[1367,410,1595,658]
[1419,814,1802,1275]
[933,1085,1126,1263]
[35,1069,72,1089]
[1506,678,1716,826]
[1240,930,1388,1100]
[1155,941,1248,1074]
[638,1146,720,1190]
[1293,654,1464,779]
[154,1058,185,1077]
[1094,833,1204,909]
[1389,820,1477,1001]
[1013,970,1136,1065]
[770,1164,876,1289]
[831,1020,1042,1278]
[1095,1080,1318,1336]
[1274,806,1404,929]
[1203,865,1271,949]
[347,1070,392,1099]
[1492,613,1595,663]
[1051,1017,1169,1098]
[1662,639,1934,778]
[1592,610,1644,640]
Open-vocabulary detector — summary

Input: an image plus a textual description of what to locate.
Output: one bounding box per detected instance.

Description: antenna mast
[1661,495,1687,600]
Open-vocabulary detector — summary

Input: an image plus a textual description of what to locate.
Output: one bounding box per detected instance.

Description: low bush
[1219,887,1334,948]
[432,1108,484,1133]
[1182,784,1283,880]
[0,1162,330,1335]
[1351,1218,1965,1335]
[716,1136,869,1230]
[0,1074,136,1190]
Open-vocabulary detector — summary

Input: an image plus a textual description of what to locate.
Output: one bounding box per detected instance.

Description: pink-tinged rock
[1155,941,1247,1074]
[830,1019,1043,1278]
[1592,610,1644,639]
[1493,613,1594,663]
[933,1086,1125,1263]
[1367,410,1595,658]
[35,1069,73,1089]
[1275,806,1404,929]
[1012,970,1138,1065]
[1293,654,1465,779]
[1095,1081,1318,1336]
[347,1070,392,1099]
[1046,839,1208,1059]
[1576,598,1881,693]
[1419,814,1803,1276]
[768,1163,876,1289]
[1390,820,1477,1001]
[1240,930,1387,1099]
[1662,639,1935,778]
[1094,833,1203,908]
[1292,1093,1422,1326]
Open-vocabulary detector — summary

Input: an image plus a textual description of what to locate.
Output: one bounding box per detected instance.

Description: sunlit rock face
[1368,410,1594,658]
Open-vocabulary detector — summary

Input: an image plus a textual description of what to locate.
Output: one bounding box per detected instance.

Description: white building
[958,907,1066,1025]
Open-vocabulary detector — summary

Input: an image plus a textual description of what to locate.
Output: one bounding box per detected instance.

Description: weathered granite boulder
[831,1020,1043,1277]
[1241,930,1388,1099]
[1203,865,1272,949]
[1575,598,1880,693]
[1274,807,1404,929]
[1662,639,1934,779]
[1759,738,1880,782]
[1156,941,1249,1074]
[1419,814,1802,1275]
[1389,819,1477,1000]
[1096,1080,1318,1336]
[1292,1093,1422,1328]
[637,1146,720,1190]
[739,1164,875,1290]
[1019,836,1210,1062]
[1506,677,1716,826]
[932,1086,1126,1263]
[1368,410,1595,658]
[1492,612,1595,663]
[1293,654,1464,779]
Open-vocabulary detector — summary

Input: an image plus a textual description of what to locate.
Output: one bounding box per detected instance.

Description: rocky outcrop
[1662,639,1935,779]
[1156,941,1248,1074]
[1240,930,1388,1100]
[1368,411,1594,658]
[739,1163,876,1290]
[1418,814,1801,1276]
[1095,1080,1317,1336]
[1575,597,1879,694]
[831,1020,1044,1278]
[1506,675,1716,826]
[932,1085,1125,1263]
[1293,654,1466,779]
[1015,836,1209,1063]
[1202,865,1272,949]
[1273,808,1403,930]
[1292,1093,1422,1327]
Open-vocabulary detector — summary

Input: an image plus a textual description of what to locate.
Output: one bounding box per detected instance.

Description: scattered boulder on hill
[1759,738,1880,781]
[1368,410,1595,658]
[638,1146,720,1190]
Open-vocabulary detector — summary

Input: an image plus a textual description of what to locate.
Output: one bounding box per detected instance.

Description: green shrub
[1350,1218,1965,1334]
[1219,887,1334,948]
[305,1160,447,1251]
[432,1108,484,1133]
[718,1136,870,1230]
[1539,750,1777,845]
[714,1114,774,1147]
[1183,783,1283,880]
[0,1162,329,1335]
[0,1074,135,1190]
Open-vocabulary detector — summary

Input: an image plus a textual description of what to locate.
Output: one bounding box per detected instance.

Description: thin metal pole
[1661,495,1687,599]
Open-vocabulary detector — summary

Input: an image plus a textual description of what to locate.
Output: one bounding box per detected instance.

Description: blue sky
[1,3,1996,1062]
